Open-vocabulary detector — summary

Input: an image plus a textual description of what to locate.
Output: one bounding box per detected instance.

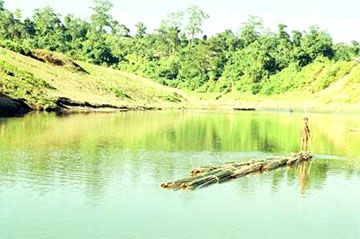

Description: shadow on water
[0,93,32,117]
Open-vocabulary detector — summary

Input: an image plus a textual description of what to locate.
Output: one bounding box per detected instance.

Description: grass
[0,47,359,113]
[0,58,56,110]
[258,59,357,95]
[0,47,189,110]
[196,60,360,112]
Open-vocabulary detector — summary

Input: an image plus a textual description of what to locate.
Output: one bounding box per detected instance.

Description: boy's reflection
[299,161,311,194]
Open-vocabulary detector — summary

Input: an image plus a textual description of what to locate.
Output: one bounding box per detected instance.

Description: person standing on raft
[300,117,310,153]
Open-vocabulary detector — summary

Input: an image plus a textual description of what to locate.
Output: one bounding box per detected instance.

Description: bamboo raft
[161,153,312,190]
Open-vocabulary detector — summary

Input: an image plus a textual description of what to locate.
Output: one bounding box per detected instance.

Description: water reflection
[8,112,360,154]
[1,112,360,239]
[299,161,309,194]
[0,150,358,199]
[0,111,359,198]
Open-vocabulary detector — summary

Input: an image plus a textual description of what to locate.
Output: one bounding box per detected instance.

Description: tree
[64,14,89,42]
[32,7,66,51]
[135,22,147,38]
[351,41,360,56]
[90,0,113,33]
[0,0,4,12]
[177,42,212,90]
[301,26,334,61]
[11,9,27,40]
[14,8,22,20]
[291,31,309,66]
[33,7,62,35]
[111,20,130,36]
[334,43,353,61]
[275,24,293,69]
[278,24,290,41]
[239,16,263,47]
[23,18,36,38]
[0,9,15,40]
[155,21,182,55]
[82,34,118,65]
[207,30,240,81]
[166,11,184,30]
[184,5,209,42]
[292,30,302,47]
[63,14,90,56]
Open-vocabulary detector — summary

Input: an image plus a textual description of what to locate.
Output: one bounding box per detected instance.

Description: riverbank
[197,94,360,114]
[0,93,32,117]
[2,92,359,117]
[1,47,359,117]
[0,47,191,117]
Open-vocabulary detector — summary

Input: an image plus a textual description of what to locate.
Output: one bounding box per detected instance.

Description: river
[0,111,359,239]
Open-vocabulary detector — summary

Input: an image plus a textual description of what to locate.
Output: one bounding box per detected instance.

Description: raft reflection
[0,111,359,199]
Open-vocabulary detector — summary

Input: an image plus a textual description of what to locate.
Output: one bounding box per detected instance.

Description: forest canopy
[0,0,359,93]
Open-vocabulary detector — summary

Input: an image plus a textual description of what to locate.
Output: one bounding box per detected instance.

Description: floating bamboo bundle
[161,153,312,190]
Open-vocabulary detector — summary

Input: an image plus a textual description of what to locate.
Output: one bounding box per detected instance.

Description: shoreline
[2,95,359,118]
[0,94,32,117]
[1,47,359,118]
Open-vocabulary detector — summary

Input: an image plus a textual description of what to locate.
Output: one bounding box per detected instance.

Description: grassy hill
[197,59,360,112]
[0,47,190,114]
[0,47,359,115]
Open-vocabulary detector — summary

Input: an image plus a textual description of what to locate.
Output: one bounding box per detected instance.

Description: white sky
[4,0,360,43]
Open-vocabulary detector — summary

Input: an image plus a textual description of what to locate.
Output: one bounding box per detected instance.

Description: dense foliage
[0,0,359,93]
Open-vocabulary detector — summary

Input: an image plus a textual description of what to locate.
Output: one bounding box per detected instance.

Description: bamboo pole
[161,153,312,190]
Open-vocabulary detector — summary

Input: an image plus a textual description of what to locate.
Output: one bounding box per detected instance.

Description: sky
[4,0,360,43]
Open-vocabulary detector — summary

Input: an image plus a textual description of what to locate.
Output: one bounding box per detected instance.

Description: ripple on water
[1,112,360,239]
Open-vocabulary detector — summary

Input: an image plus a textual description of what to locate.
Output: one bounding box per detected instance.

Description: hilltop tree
[32,7,66,51]
[165,11,184,30]
[135,22,147,38]
[14,8,22,20]
[239,16,263,47]
[275,24,293,69]
[206,30,240,82]
[84,0,118,64]
[33,8,63,35]
[290,30,310,66]
[64,14,89,42]
[0,0,4,12]
[0,9,14,40]
[23,18,36,38]
[292,30,302,47]
[301,26,334,60]
[184,5,209,42]
[351,41,360,56]
[155,22,181,55]
[278,24,290,41]
[11,9,27,40]
[177,42,212,89]
[90,0,114,33]
[63,14,90,56]
[111,20,130,36]
[334,43,353,61]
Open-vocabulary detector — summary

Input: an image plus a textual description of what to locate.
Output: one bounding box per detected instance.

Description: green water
[0,111,359,239]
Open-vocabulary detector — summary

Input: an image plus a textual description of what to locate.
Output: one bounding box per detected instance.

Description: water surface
[0,111,359,239]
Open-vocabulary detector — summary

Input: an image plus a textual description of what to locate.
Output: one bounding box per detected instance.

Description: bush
[311,61,356,91]
[0,40,32,55]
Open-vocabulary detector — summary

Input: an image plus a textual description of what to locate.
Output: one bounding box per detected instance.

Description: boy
[300,117,310,153]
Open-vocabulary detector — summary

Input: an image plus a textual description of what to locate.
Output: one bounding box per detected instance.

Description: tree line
[1,0,359,93]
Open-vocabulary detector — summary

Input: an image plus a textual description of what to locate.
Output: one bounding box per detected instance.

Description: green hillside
[1,1,360,115]
[0,47,189,113]
[1,46,359,115]
[216,59,360,111]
